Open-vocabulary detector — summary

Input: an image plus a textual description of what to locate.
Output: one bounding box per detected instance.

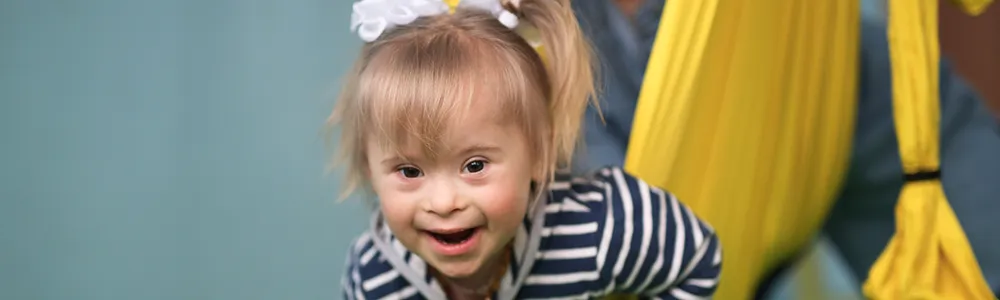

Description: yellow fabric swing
[623,0,860,298]
[864,0,995,298]
[624,0,994,299]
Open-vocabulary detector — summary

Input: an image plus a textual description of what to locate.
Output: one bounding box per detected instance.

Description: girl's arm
[341,244,364,300]
[593,167,722,298]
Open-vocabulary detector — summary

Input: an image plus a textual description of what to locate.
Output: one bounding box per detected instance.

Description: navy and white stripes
[342,167,721,299]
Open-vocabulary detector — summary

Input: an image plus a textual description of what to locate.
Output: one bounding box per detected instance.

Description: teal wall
[1,1,886,299]
[1,1,368,299]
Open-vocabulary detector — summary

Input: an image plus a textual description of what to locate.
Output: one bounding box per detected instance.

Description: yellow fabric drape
[862,0,995,298]
[622,0,858,298]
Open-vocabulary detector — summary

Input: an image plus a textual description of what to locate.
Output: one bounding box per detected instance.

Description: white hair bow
[350,0,520,42]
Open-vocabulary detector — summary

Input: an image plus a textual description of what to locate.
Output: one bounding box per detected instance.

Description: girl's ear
[530,159,549,183]
[531,171,545,184]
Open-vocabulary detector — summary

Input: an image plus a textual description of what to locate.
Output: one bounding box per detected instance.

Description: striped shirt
[341,167,722,299]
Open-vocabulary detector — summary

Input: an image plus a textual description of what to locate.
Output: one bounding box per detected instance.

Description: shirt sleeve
[341,234,372,300]
[341,248,360,300]
[592,167,722,299]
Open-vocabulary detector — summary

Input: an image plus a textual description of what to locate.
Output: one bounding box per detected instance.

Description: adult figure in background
[571,0,1000,296]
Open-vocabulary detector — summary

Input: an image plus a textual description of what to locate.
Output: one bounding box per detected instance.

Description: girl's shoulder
[342,232,392,281]
[546,166,673,223]
[342,231,419,300]
[540,166,721,297]
[550,166,655,200]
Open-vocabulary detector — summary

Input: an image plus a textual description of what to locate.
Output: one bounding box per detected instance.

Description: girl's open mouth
[429,228,477,244]
[425,227,482,256]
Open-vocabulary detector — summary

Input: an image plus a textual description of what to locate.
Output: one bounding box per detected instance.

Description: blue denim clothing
[572,0,1000,294]
[571,0,662,171]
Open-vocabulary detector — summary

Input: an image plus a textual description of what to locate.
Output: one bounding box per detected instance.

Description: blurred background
[1,0,996,299]
[1,1,367,299]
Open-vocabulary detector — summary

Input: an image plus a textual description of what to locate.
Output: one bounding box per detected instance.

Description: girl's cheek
[480,185,527,216]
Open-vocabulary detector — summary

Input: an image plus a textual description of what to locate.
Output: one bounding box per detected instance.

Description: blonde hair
[329,0,596,199]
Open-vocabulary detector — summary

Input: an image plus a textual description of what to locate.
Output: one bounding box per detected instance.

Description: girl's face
[365,99,536,281]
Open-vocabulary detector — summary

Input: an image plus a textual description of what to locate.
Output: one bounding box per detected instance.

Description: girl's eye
[398,167,423,178]
[463,160,487,174]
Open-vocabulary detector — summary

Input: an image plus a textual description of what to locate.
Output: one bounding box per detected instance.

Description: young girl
[334,0,721,298]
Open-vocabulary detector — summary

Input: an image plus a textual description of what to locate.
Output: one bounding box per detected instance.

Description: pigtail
[508,0,598,173]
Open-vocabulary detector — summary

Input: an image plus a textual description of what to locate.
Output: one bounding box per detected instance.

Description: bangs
[356,31,546,158]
